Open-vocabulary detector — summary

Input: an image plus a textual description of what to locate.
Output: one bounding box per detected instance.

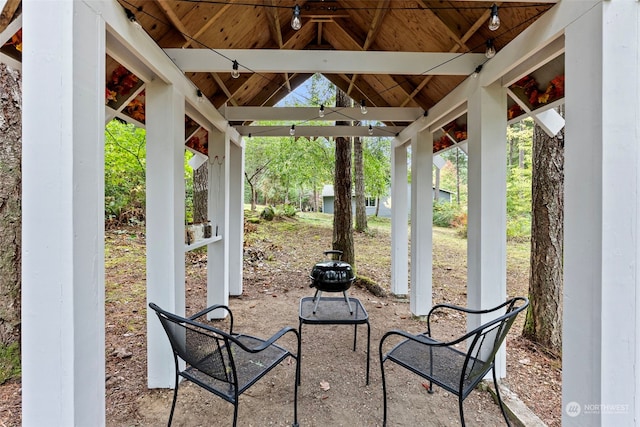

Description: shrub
[260,206,275,221]
[432,201,465,228]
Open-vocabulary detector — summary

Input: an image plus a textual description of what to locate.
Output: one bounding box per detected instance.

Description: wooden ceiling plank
[181,1,237,48]
[156,0,190,43]
[398,5,492,107]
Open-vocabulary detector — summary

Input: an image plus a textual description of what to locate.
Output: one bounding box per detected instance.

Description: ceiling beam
[220,106,424,122]
[165,49,486,76]
[234,125,404,138]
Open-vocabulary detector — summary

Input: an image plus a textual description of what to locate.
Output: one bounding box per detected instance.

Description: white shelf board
[185,235,222,252]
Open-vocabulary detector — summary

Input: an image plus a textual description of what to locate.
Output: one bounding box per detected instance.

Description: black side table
[298,296,370,385]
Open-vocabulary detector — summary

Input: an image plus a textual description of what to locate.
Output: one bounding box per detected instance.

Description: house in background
[321,184,453,217]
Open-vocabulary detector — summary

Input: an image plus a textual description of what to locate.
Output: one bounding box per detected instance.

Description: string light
[124,8,136,22]
[472,64,483,78]
[231,60,240,79]
[485,39,496,58]
[368,124,374,135]
[319,104,325,117]
[360,100,368,115]
[488,4,500,31]
[291,5,302,30]
[290,124,296,136]
[196,89,205,103]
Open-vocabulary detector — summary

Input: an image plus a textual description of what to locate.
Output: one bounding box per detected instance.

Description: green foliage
[0,342,20,384]
[432,200,466,228]
[506,118,534,239]
[104,120,146,224]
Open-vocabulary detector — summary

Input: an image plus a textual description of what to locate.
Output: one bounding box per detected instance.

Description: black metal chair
[379,297,529,426]
[149,302,300,427]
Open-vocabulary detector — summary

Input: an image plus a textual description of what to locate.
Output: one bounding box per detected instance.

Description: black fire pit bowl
[309,250,356,313]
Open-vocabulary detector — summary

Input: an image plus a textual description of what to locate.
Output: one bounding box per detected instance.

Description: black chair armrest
[232,326,300,355]
[380,329,443,354]
[189,304,234,333]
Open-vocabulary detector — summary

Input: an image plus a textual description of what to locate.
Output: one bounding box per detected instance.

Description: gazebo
[1,0,638,425]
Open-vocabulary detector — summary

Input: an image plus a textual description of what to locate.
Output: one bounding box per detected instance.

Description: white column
[410,129,433,315]
[467,82,507,377]
[207,129,229,313]
[145,80,186,388]
[22,2,105,425]
[563,2,640,425]
[391,141,409,295]
[228,138,244,296]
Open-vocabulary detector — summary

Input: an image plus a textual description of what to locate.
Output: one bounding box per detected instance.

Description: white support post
[145,80,186,388]
[228,138,244,296]
[410,129,433,315]
[207,129,229,314]
[22,2,105,425]
[467,82,508,377]
[563,2,640,425]
[391,141,409,296]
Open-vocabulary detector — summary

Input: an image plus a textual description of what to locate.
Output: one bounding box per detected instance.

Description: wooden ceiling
[112,0,555,113]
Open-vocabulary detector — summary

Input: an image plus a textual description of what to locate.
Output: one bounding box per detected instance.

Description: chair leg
[493,367,512,426]
[380,358,388,426]
[458,396,466,427]
[293,355,300,427]
[232,402,239,427]
[168,374,179,427]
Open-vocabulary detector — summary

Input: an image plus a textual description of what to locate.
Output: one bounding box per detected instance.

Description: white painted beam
[409,129,433,315]
[390,142,409,296]
[22,2,105,425]
[563,1,640,425]
[207,130,229,315]
[501,35,565,87]
[145,81,186,389]
[165,49,486,76]
[234,125,404,138]
[467,82,508,378]
[220,106,424,122]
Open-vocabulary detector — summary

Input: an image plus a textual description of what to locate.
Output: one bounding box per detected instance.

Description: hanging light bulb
[290,124,296,136]
[472,64,483,78]
[360,100,368,115]
[196,89,205,103]
[291,5,302,30]
[368,124,374,136]
[485,39,496,58]
[488,4,500,31]
[231,60,240,79]
[319,104,325,117]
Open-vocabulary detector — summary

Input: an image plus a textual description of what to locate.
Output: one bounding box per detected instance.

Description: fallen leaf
[319,380,330,391]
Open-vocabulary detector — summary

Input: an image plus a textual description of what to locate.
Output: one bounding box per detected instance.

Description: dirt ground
[0,216,561,426]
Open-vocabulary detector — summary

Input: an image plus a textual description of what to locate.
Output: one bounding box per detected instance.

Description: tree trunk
[0,64,22,347]
[354,134,367,232]
[193,163,208,223]
[333,89,354,266]
[523,112,564,354]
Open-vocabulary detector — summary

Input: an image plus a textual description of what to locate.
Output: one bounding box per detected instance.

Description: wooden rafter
[211,72,238,106]
[156,0,189,43]
[0,0,19,33]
